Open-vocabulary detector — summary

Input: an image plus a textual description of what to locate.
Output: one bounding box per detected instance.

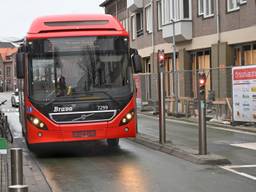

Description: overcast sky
[0,0,104,39]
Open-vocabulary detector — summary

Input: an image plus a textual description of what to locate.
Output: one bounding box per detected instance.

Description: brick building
[0,42,18,92]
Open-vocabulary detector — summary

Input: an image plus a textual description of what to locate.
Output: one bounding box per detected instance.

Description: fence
[135,67,233,122]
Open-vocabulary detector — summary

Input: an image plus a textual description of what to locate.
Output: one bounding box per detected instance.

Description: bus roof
[27,14,126,37]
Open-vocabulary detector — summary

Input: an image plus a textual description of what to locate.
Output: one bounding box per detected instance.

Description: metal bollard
[10,148,23,185]
[8,185,28,192]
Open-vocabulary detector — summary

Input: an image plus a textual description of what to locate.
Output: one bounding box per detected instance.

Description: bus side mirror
[16,53,25,79]
[130,49,142,73]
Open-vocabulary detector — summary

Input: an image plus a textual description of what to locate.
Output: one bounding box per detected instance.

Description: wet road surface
[34,140,256,192]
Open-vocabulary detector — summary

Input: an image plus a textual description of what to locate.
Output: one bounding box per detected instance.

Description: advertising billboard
[232,65,256,122]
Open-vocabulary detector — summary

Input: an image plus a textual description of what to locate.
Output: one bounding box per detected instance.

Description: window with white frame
[204,0,214,17]
[131,15,136,40]
[227,0,247,12]
[198,0,204,15]
[198,0,214,17]
[145,5,152,33]
[161,0,191,25]
[157,0,162,30]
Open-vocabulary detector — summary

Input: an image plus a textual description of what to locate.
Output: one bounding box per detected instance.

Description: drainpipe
[151,0,155,71]
[171,0,178,115]
[216,0,220,43]
[151,0,156,111]
[216,0,220,98]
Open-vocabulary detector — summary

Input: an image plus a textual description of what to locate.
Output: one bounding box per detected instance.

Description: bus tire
[107,138,119,147]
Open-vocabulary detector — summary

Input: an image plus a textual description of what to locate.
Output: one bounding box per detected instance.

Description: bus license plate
[72,130,96,138]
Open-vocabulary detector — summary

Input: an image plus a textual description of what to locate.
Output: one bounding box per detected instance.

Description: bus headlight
[27,115,48,130]
[119,109,135,126]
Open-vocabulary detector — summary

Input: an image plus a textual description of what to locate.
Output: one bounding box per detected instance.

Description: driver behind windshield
[57,75,66,96]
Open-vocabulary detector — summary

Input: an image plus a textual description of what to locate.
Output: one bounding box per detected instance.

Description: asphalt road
[34,140,255,192]
[1,92,255,191]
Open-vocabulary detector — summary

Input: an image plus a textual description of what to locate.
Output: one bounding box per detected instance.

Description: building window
[131,15,136,40]
[183,0,190,19]
[121,18,128,32]
[161,0,191,25]
[143,57,151,73]
[227,0,246,12]
[204,0,214,17]
[6,67,11,77]
[136,12,143,37]
[145,5,152,33]
[157,0,162,30]
[234,43,256,66]
[198,0,204,15]
[198,0,214,18]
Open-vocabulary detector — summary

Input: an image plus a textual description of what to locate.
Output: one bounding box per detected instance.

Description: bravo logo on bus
[53,106,73,113]
[232,65,256,122]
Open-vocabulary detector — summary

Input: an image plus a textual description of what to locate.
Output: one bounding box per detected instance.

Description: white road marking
[220,165,256,181]
[138,113,256,136]
[230,142,256,150]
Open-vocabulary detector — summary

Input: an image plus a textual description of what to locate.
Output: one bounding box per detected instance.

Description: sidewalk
[140,111,256,133]
[4,138,52,192]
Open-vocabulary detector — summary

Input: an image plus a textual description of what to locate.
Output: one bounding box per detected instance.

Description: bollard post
[8,185,28,192]
[10,148,23,185]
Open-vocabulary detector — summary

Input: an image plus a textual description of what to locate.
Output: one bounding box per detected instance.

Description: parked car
[11,90,19,107]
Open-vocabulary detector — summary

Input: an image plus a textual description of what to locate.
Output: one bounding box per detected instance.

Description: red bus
[16,14,142,151]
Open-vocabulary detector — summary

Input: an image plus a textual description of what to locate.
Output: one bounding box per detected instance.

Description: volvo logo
[72,113,95,121]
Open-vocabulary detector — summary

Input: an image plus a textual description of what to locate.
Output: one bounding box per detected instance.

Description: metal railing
[135,67,233,122]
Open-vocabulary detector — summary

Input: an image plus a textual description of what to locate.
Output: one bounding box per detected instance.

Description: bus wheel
[107,138,119,147]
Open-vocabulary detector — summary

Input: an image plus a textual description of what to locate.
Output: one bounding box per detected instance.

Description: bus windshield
[28,36,133,103]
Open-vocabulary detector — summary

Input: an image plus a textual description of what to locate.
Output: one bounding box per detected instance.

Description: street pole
[3,63,6,92]
[171,19,178,116]
[198,72,207,155]
[158,50,166,144]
